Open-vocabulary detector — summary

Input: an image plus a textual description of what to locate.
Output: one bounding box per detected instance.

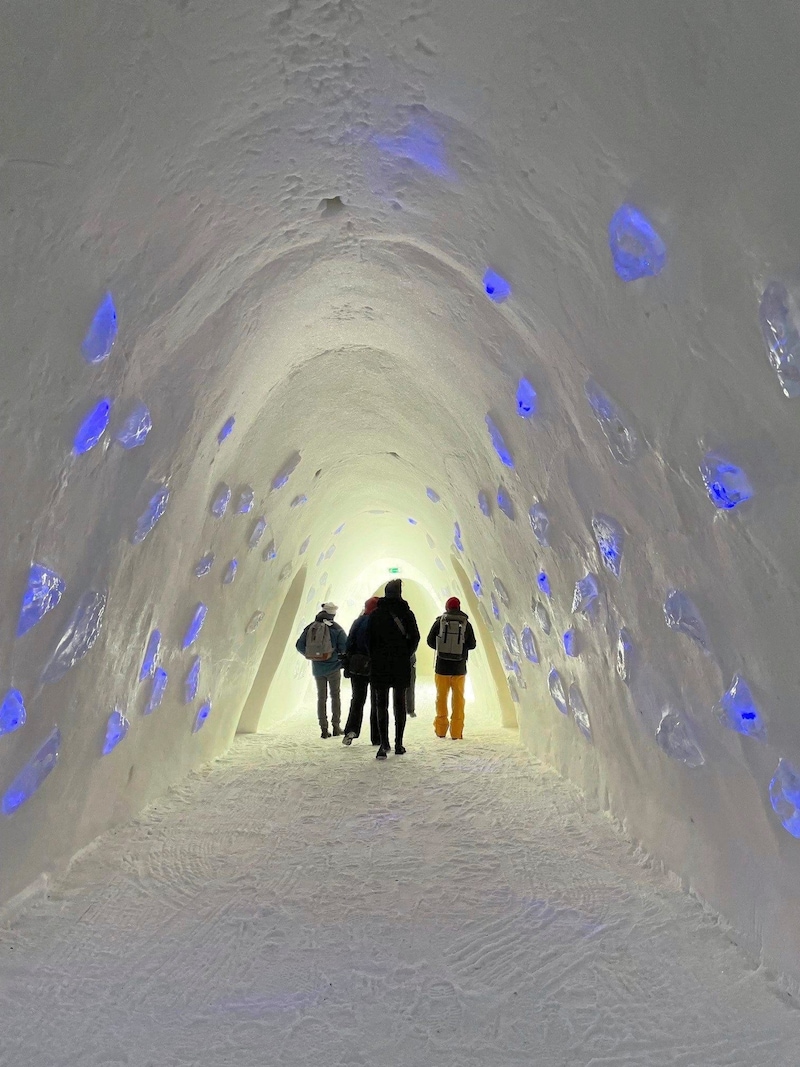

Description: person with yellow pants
[427,596,477,739]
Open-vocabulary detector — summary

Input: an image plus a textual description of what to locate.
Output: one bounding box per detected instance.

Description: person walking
[295,602,348,738]
[368,579,420,759]
[342,596,380,746]
[427,596,477,740]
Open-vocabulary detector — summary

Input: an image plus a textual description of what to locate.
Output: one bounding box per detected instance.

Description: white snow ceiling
[4,0,800,979]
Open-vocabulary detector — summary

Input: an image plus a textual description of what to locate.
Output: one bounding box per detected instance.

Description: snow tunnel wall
[3,0,800,978]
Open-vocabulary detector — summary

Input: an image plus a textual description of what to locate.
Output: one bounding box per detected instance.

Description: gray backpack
[436,613,466,659]
[305,621,333,661]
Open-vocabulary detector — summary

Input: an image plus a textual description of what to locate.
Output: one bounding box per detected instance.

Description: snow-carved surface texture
[533,602,551,635]
[2,727,60,815]
[616,627,634,684]
[548,668,568,714]
[656,710,705,768]
[584,379,642,464]
[132,486,169,545]
[568,684,591,740]
[41,591,106,685]
[663,590,710,653]
[528,503,550,547]
[245,611,264,635]
[17,564,66,637]
[759,280,800,398]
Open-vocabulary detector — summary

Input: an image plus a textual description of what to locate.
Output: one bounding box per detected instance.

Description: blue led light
[237,487,255,514]
[145,667,168,715]
[210,484,231,518]
[139,629,161,682]
[218,416,235,444]
[372,123,451,177]
[194,700,212,733]
[2,727,60,815]
[81,293,117,364]
[17,563,65,637]
[563,628,579,657]
[115,403,151,449]
[497,486,515,520]
[194,552,215,578]
[537,571,551,598]
[700,453,754,510]
[223,559,238,585]
[516,378,537,418]
[102,710,129,755]
[485,415,514,468]
[491,593,501,620]
[74,398,112,455]
[426,487,440,503]
[483,269,511,302]
[0,689,26,736]
[182,603,208,650]
[608,204,666,282]
[408,517,418,525]
[472,570,483,597]
[717,675,764,739]
[591,514,625,578]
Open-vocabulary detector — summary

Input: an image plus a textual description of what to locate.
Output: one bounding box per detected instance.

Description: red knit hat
[445,596,461,611]
[365,596,379,615]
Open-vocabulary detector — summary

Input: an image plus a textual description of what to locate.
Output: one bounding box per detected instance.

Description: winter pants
[344,676,379,742]
[434,674,466,739]
[315,671,341,732]
[373,685,407,751]
[405,658,416,716]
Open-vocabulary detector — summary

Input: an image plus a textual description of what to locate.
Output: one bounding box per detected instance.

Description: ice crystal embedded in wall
[591,514,625,578]
[656,709,705,767]
[17,564,66,637]
[485,415,514,468]
[548,668,568,714]
[0,689,26,737]
[290,494,307,509]
[521,626,538,663]
[373,122,451,177]
[507,676,520,703]
[426,487,440,503]
[491,593,501,620]
[2,727,60,815]
[770,760,800,837]
[407,517,418,525]
[563,628,579,657]
[537,571,551,598]
[584,379,641,464]
[569,684,591,740]
[503,624,520,658]
[534,601,551,634]
[81,293,117,364]
[271,453,301,491]
[182,604,208,649]
[210,484,231,518]
[572,573,599,614]
[139,629,160,681]
[217,416,235,444]
[699,453,754,510]
[115,403,152,449]
[184,656,201,704]
[497,486,515,519]
[262,540,276,562]
[246,611,264,635]
[472,570,483,597]
[453,522,464,552]
[529,503,550,547]
[324,544,335,560]
[145,668,168,715]
[493,578,510,606]
[435,557,445,571]
[608,204,666,282]
[132,486,169,544]
[248,517,267,550]
[616,627,633,684]
[237,487,255,514]
[42,590,107,684]
[759,280,800,398]
[194,552,215,577]
[222,560,237,585]
[716,675,764,739]
[516,378,537,418]
[74,398,112,455]
[102,710,129,755]
[483,268,511,302]
[502,647,514,672]
[298,537,310,556]
[663,590,710,653]
[194,701,211,733]
[478,491,491,517]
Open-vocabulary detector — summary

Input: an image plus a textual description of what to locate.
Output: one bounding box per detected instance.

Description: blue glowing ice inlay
[194,700,212,733]
[74,398,112,455]
[716,674,764,739]
[81,293,117,364]
[454,522,464,552]
[501,647,514,672]
[616,627,633,684]
[497,486,515,520]
[537,571,551,598]
[759,280,800,398]
[485,415,514,468]
[211,485,231,518]
[373,123,451,177]
[249,517,267,550]
[700,452,754,510]
[334,523,345,535]
[41,590,106,685]
[472,570,483,597]
[591,514,625,578]
[139,629,161,682]
[0,689,26,736]
[2,726,60,815]
[115,403,152,449]
[572,573,599,615]
[262,540,277,561]
[656,709,705,767]
[548,668,568,715]
[511,660,526,689]
[146,667,168,715]
[503,624,520,659]
[298,537,311,556]
[218,416,235,444]
[183,603,208,649]
[529,503,550,548]
[478,491,491,517]
[223,559,238,585]
[569,684,592,741]
[408,517,418,525]
[493,578,510,606]
[291,494,307,508]
[102,709,129,755]
[237,487,255,514]
[491,593,501,620]
[194,552,215,577]
[521,626,539,664]
[770,759,800,838]
[516,378,537,418]
[132,486,169,545]
[184,656,201,704]
[584,379,641,464]
[271,453,301,491]
[17,563,66,637]
[663,589,710,653]
[426,487,440,503]
[483,269,511,303]
[563,629,579,657]
[608,204,666,282]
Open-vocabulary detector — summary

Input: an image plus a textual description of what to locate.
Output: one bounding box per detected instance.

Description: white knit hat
[321,601,338,614]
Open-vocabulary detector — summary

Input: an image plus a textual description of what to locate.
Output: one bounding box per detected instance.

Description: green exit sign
[388,567,400,574]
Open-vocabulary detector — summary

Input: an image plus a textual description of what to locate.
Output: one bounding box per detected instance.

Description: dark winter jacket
[368,597,420,687]
[427,611,477,676]
[346,614,371,657]
[296,614,348,678]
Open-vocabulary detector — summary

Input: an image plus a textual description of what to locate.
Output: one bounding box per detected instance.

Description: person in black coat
[342,596,380,746]
[368,578,420,759]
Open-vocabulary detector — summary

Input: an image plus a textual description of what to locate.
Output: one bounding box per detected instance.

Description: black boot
[320,728,331,739]
[376,746,389,760]
[332,725,343,737]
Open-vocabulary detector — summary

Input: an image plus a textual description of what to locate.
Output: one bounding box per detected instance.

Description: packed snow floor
[2,709,799,1066]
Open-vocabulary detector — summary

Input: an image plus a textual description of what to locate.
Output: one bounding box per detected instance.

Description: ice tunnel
[4,0,800,991]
